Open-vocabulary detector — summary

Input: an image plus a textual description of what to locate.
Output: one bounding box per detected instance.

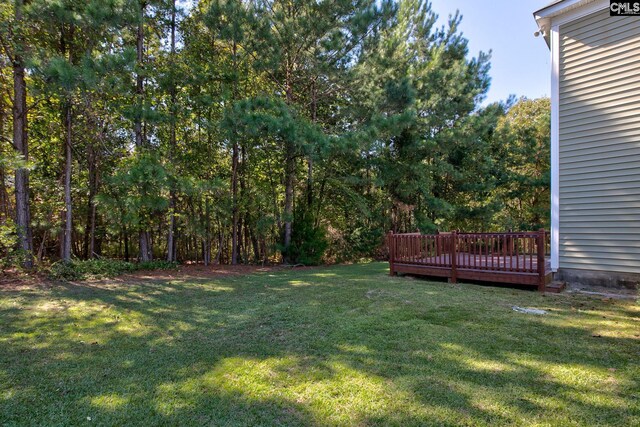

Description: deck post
[388,231,396,276]
[537,228,546,292]
[449,231,457,284]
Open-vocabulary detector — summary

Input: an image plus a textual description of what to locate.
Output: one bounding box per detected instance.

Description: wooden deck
[388,231,552,291]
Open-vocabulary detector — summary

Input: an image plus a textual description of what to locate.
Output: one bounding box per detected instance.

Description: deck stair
[545,281,566,293]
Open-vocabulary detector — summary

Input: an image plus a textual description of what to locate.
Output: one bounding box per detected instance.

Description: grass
[0,263,638,426]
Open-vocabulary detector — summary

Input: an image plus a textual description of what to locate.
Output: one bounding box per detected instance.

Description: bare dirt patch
[0,270,52,292]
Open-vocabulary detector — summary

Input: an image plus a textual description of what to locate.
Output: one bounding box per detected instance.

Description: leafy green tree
[492,97,551,230]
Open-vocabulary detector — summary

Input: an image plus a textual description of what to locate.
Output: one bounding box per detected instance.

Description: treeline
[0,0,549,268]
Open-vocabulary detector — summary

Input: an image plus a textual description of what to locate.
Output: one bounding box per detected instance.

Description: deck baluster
[492,235,496,270]
[530,237,534,272]
[516,235,520,271]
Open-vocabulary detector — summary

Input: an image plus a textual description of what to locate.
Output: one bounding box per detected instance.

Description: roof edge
[534,0,568,18]
[533,0,603,47]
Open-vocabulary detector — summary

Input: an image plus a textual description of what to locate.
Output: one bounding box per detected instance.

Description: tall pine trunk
[230,40,240,265]
[231,138,239,264]
[204,199,211,266]
[122,222,130,262]
[307,77,317,208]
[12,0,33,268]
[135,1,152,261]
[283,143,294,258]
[0,96,10,221]
[240,146,248,263]
[84,141,98,259]
[59,22,75,262]
[166,0,177,262]
[282,67,294,261]
[134,3,145,148]
[61,100,72,261]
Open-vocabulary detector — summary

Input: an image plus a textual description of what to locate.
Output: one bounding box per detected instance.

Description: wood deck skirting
[388,230,552,291]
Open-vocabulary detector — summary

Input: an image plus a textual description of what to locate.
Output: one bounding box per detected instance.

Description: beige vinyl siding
[559,9,640,274]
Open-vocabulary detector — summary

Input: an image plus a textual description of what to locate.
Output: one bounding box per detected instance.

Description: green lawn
[1,263,638,426]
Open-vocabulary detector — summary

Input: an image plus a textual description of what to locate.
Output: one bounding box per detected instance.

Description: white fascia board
[535,0,588,19]
[550,0,609,26]
[550,24,560,272]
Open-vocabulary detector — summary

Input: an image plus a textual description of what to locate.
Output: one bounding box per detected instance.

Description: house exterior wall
[558,8,640,276]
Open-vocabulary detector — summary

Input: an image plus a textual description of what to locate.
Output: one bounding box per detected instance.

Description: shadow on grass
[0,263,638,426]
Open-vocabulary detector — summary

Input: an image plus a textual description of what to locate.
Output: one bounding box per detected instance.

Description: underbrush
[48,259,178,281]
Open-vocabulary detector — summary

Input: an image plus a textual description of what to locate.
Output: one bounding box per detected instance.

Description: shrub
[49,261,84,281]
[0,219,26,271]
[284,207,328,266]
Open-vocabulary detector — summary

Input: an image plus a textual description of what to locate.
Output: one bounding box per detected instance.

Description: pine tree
[354,0,492,232]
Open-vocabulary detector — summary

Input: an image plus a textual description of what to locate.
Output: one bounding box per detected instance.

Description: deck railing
[388,230,549,291]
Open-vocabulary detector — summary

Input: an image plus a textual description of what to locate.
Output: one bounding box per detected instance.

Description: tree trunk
[134,1,152,261]
[139,230,152,261]
[134,2,145,149]
[166,0,177,262]
[231,138,239,264]
[123,222,130,262]
[250,224,260,263]
[283,143,294,259]
[37,230,47,262]
[12,0,33,268]
[0,95,10,221]
[307,78,317,208]
[282,68,294,260]
[230,40,240,265]
[240,145,250,263]
[0,159,8,221]
[214,227,223,264]
[59,21,75,262]
[84,142,98,259]
[204,199,211,266]
[167,196,176,261]
[61,100,73,261]
[88,199,96,257]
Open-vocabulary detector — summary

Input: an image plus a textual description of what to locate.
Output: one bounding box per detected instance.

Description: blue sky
[429,0,551,105]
